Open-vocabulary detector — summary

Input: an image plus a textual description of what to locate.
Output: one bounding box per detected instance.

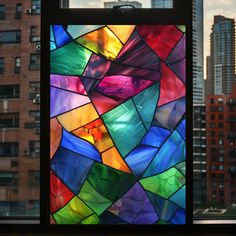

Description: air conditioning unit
[34,128,40,134]
[33,98,40,104]
[31,36,40,42]
[35,43,40,51]
[25,8,32,14]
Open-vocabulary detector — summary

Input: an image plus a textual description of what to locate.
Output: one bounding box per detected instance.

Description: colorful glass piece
[51,42,92,75]
[76,27,123,60]
[50,24,186,225]
[50,74,87,95]
[53,196,93,224]
[139,167,185,199]
[143,130,185,177]
[108,182,158,224]
[50,147,94,194]
[102,99,146,157]
[52,25,71,47]
[50,86,90,118]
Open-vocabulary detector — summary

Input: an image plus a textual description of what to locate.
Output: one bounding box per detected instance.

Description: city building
[0,0,40,216]
[193,0,204,103]
[207,15,236,95]
[104,0,142,8]
[193,104,207,207]
[206,85,236,205]
[60,0,69,8]
[151,0,173,8]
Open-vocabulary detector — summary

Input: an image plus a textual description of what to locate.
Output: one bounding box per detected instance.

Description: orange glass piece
[73,118,113,153]
[76,27,123,60]
[108,25,135,44]
[102,147,131,174]
[57,103,99,132]
[50,118,62,159]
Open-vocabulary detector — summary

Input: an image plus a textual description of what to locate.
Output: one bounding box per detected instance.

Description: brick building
[206,85,236,205]
[0,0,40,216]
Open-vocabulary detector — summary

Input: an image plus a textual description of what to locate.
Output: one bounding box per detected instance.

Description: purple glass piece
[96,75,153,100]
[154,97,185,130]
[50,86,90,118]
[108,182,158,224]
[50,74,87,95]
[83,54,111,79]
[166,35,185,64]
[107,63,160,82]
[116,31,160,70]
[169,59,186,83]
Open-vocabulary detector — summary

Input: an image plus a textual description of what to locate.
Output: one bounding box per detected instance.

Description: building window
[28,170,40,187]
[218,123,224,128]
[211,131,215,137]
[0,57,4,74]
[0,85,20,99]
[30,26,40,42]
[29,110,40,122]
[14,57,21,73]
[210,114,215,120]
[218,114,223,120]
[0,30,21,44]
[0,4,5,20]
[0,142,19,157]
[218,106,223,112]
[15,3,22,19]
[0,113,19,128]
[29,53,40,70]
[31,0,41,14]
[29,141,40,158]
[0,172,18,186]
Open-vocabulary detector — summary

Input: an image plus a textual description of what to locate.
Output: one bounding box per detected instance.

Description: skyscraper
[193,0,204,103]
[207,15,235,95]
[151,0,173,8]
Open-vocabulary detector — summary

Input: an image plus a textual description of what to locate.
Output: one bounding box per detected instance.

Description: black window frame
[0,30,21,44]
[0,84,20,99]
[0,57,4,74]
[0,4,5,20]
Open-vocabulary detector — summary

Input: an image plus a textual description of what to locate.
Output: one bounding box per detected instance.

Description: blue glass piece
[140,126,171,148]
[52,25,71,47]
[169,208,186,224]
[50,25,55,42]
[169,185,186,209]
[67,25,104,39]
[143,130,185,178]
[50,41,56,50]
[125,146,158,178]
[100,210,128,224]
[146,191,178,222]
[133,83,160,130]
[154,97,185,130]
[61,129,101,162]
[50,147,93,194]
[177,119,185,140]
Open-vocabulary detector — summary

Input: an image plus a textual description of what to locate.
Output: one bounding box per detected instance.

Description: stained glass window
[50,25,186,225]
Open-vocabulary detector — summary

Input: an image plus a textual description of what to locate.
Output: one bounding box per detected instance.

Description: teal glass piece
[50,42,92,75]
[175,161,186,176]
[169,185,186,209]
[50,41,56,51]
[67,25,104,39]
[102,99,146,157]
[86,163,136,202]
[133,82,160,130]
[50,25,55,42]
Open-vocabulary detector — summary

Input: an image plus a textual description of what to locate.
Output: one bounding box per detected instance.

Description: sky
[204,0,236,78]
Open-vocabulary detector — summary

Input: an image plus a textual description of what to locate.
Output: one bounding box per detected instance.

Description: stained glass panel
[50,25,186,225]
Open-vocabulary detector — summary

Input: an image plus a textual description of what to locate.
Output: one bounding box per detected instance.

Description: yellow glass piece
[108,25,135,44]
[50,118,62,159]
[73,119,113,153]
[102,147,131,174]
[57,103,99,132]
[76,27,123,60]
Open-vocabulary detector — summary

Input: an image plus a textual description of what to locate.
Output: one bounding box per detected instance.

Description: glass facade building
[151,0,173,8]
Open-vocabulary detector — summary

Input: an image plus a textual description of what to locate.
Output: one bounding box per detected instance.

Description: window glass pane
[0,31,21,44]
[0,57,4,74]
[32,0,41,14]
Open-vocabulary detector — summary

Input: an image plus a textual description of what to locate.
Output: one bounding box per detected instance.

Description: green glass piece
[176,25,186,32]
[53,196,93,224]
[157,220,168,224]
[139,167,185,199]
[133,83,160,130]
[80,214,101,224]
[102,99,146,157]
[50,42,92,75]
[78,180,112,215]
[87,163,136,202]
[175,161,186,176]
